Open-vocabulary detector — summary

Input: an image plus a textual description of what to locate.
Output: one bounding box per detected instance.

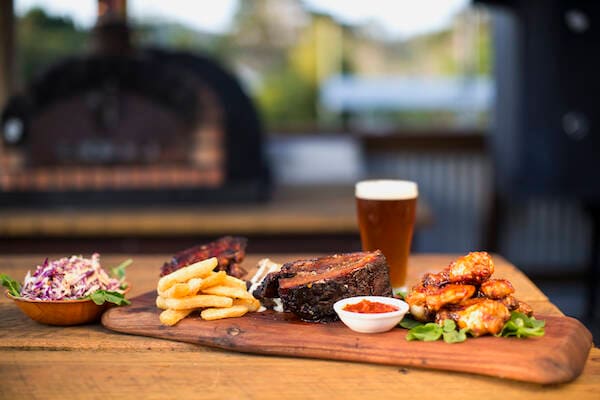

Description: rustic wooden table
[1,253,598,399]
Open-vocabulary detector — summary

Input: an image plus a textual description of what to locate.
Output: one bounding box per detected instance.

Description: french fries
[160,308,194,326]
[157,257,218,292]
[233,297,261,312]
[201,305,249,321]
[160,277,204,298]
[156,295,168,309]
[223,275,248,289]
[164,294,233,310]
[156,257,259,326]
[201,285,254,300]
[198,270,227,290]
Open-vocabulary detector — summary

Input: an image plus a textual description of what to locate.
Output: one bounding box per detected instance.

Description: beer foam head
[355,180,418,200]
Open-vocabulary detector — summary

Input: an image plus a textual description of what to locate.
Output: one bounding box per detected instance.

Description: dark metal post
[586,206,600,321]
[0,0,15,108]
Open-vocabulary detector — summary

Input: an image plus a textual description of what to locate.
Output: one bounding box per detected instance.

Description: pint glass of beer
[355,180,418,290]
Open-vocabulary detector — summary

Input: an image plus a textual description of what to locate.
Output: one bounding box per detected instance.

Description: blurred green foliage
[17,8,88,82]
[14,3,491,131]
[257,67,317,128]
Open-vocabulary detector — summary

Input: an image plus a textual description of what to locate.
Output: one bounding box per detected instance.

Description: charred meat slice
[252,270,290,299]
[159,236,248,278]
[255,251,393,322]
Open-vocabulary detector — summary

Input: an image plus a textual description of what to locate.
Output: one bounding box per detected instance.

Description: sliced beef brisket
[254,251,392,322]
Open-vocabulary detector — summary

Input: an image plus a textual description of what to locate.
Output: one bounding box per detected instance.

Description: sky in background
[15,0,470,38]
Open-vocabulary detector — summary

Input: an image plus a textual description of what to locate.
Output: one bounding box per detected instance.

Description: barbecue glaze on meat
[159,236,248,278]
[253,251,393,322]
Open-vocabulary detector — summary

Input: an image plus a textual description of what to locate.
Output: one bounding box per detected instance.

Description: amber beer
[355,180,418,289]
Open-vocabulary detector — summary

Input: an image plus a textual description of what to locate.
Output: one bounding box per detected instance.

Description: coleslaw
[20,254,126,301]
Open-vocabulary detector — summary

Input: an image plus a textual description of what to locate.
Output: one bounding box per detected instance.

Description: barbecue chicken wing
[446,251,494,285]
[436,298,510,337]
[405,283,476,321]
[486,286,533,316]
[404,283,433,322]
[423,251,494,287]
[516,299,533,316]
[499,294,519,311]
[426,284,476,311]
[480,279,514,299]
[405,252,533,337]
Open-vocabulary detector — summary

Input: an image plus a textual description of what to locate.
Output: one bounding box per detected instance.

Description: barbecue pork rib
[159,236,248,278]
[253,250,393,322]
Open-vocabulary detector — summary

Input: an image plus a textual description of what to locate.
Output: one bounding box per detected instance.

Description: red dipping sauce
[343,299,399,314]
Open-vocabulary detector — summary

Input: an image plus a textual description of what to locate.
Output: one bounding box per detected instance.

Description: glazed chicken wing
[405,283,475,321]
[498,296,533,316]
[422,252,494,287]
[426,284,476,311]
[437,298,510,337]
[480,279,514,299]
[516,300,533,316]
[404,283,435,322]
[405,252,533,336]
[499,294,519,311]
[446,252,494,285]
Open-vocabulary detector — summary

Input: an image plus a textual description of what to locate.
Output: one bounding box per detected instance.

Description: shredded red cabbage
[20,254,124,300]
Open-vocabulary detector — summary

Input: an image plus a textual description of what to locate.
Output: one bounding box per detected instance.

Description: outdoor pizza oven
[0,33,270,206]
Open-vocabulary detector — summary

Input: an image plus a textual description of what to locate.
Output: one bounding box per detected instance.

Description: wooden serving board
[102,291,593,384]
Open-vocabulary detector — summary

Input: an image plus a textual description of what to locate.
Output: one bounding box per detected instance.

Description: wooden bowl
[5,289,129,326]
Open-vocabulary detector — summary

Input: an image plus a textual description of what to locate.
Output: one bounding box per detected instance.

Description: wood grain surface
[2,253,599,399]
[102,291,592,384]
